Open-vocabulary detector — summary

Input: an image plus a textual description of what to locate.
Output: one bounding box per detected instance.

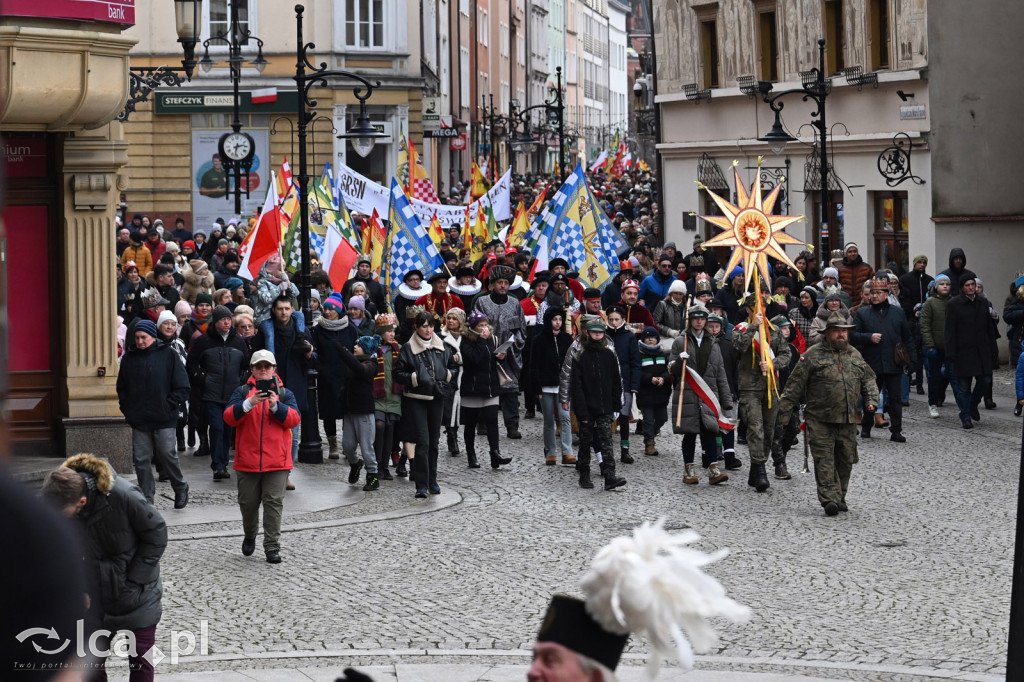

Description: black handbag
[893,341,911,367]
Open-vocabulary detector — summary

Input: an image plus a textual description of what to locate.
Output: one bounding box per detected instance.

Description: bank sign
[0,0,134,26]
[156,91,298,114]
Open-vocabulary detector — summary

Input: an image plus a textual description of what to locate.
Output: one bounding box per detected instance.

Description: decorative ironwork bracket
[118,67,190,122]
[877,132,926,187]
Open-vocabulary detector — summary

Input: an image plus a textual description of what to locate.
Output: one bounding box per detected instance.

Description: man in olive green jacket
[918,274,955,416]
[780,312,878,517]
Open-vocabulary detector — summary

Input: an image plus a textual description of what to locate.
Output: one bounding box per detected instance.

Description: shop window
[873,191,908,273]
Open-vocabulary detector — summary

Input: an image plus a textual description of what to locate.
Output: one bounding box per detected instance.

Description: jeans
[343,413,377,473]
[203,400,231,472]
[406,399,443,489]
[953,371,992,423]
[900,372,910,403]
[236,469,289,552]
[541,393,572,456]
[925,348,959,406]
[131,426,186,503]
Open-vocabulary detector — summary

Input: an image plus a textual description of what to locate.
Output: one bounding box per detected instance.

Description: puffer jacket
[920,291,951,350]
[251,260,299,325]
[63,454,167,631]
[668,331,732,434]
[838,255,874,301]
[851,301,915,375]
[116,341,190,429]
[637,342,672,408]
[652,297,687,339]
[606,322,641,393]
[395,330,455,401]
[569,340,623,421]
[459,327,501,399]
[186,326,250,403]
[224,374,301,472]
[120,244,153,277]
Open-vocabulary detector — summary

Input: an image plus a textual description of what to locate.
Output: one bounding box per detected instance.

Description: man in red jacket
[610,279,655,331]
[223,349,301,564]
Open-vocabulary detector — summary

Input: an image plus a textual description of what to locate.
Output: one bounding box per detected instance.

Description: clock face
[222,132,253,162]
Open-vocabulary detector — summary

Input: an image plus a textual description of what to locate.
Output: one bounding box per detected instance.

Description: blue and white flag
[384,178,444,303]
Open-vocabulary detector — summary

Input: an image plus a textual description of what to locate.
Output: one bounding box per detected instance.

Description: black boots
[579,469,594,489]
[620,446,634,464]
[362,472,379,491]
[176,427,186,452]
[467,446,481,469]
[195,433,210,457]
[490,449,512,469]
[748,463,770,492]
[600,463,627,490]
[446,427,460,456]
[774,460,791,480]
[723,450,743,470]
[187,425,196,448]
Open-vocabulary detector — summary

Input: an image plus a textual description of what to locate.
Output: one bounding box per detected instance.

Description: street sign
[450,134,467,150]
[425,127,461,138]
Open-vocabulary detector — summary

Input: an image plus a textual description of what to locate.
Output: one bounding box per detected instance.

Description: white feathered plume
[579,518,751,676]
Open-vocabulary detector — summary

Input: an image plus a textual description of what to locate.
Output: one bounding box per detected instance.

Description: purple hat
[347,295,365,311]
[467,310,488,329]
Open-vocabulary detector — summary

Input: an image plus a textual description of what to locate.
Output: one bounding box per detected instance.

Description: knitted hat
[773,276,794,292]
[157,310,177,329]
[640,326,660,342]
[224,276,244,292]
[174,300,192,317]
[455,266,476,280]
[801,285,819,300]
[913,254,928,266]
[693,234,705,246]
[212,305,233,323]
[166,241,180,254]
[668,279,687,295]
[844,242,858,252]
[959,273,976,288]
[822,266,839,280]
[356,335,381,356]
[223,251,240,265]
[657,253,673,264]
[323,293,345,315]
[190,259,209,275]
[195,291,214,307]
[183,240,196,251]
[663,242,676,251]
[348,295,366,311]
[467,310,488,329]
[310,289,321,302]
[233,304,254,318]
[933,274,950,285]
[374,312,397,332]
[135,319,158,339]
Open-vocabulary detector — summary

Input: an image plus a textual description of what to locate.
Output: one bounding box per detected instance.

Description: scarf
[373,341,402,398]
[317,314,350,331]
[190,310,210,334]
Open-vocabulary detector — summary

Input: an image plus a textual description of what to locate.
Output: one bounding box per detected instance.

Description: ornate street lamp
[508,66,566,182]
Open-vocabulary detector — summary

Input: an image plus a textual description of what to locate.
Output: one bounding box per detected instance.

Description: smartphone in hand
[255,378,275,394]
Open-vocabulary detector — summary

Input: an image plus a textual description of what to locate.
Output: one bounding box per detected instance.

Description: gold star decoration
[700,167,804,292]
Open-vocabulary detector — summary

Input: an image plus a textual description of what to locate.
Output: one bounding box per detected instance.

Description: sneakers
[707,462,728,485]
[545,455,557,466]
[890,432,906,443]
[561,454,577,465]
[241,537,255,556]
[428,483,441,495]
[928,405,940,418]
[683,463,699,485]
[824,502,840,517]
[362,473,379,491]
[348,461,363,484]
[415,488,428,498]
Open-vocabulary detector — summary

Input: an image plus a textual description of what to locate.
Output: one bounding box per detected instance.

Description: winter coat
[732,322,792,393]
[1003,293,1024,352]
[529,307,574,390]
[779,341,878,425]
[838,255,874,301]
[939,248,977,297]
[311,317,359,420]
[117,278,150,323]
[668,332,732,435]
[441,330,464,424]
[186,327,250,404]
[459,327,501,399]
[395,330,456,401]
[898,269,934,317]
[223,374,301,472]
[116,341,190,429]
[851,301,915,375]
[920,291,951,350]
[789,303,817,342]
[944,293,998,377]
[63,454,167,631]
[120,244,153,278]
[336,345,378,415]
[341,274,386,313]
[252,261,299,325]
[254,317,314,411]
[182,260,215,305]
[638,270,677,310]
[714,333,739,397]
[808,303,852,346]
[606,323,641,393]
[652,297,687,339]
[637,342,672,408]
[569,341,623,421]
[610,300,655,328]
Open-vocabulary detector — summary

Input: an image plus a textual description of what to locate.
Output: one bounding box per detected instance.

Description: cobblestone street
[120,369,1020,682]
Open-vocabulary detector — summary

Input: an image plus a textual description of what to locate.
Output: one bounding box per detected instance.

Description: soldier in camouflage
[779,311,879,516]
[732,293,792,492]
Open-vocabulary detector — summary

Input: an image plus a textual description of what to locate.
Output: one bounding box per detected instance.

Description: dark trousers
[577,414,615,473]
[925,349,957,406]
[323,418,337,438]
[462,404,500,454]
[682,429,719,466]
[953,372,992,423]
[94,624,157,682]
[405,399,442,488]
[374,412,399,472]
[640,405,668,441]
[203,400,231,471]
[862,373,902,434]
[500,391,520,431]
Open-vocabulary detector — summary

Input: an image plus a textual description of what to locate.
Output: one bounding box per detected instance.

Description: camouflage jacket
[778,341,878,424]
[732,322,792,393]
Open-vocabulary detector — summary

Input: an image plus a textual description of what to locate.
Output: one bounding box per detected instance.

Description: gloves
[677,350,689,360]
[925,347,938,358]
[279,281,290,292]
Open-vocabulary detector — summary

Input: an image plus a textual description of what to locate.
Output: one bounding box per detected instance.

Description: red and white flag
[683,365,738,431]
[239,172,284,280]
[251,87,278,104]
[321,225,359,288]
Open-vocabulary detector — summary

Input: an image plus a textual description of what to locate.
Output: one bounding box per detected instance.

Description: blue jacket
[606,324,641,393]
[638,271,677,311]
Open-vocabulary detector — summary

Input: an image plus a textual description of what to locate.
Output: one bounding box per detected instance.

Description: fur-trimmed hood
[62,453,115,495]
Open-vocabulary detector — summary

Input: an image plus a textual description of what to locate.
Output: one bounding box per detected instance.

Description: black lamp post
[197,0,268,216]
[118,0,202,121]
[292,3,386,463]
[758,38,832,263]
[509,66,566,183]
[481,94,511,179]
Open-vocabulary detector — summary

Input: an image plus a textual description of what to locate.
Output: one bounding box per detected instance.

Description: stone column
[62,123,133,471]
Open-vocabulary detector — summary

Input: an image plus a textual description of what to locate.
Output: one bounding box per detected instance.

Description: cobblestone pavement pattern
[122,369,1018,681]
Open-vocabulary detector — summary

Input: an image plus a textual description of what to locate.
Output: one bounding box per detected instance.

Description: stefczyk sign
[0,0,135,26]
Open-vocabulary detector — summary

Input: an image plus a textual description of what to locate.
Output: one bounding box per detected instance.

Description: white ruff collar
[398,283,426,300]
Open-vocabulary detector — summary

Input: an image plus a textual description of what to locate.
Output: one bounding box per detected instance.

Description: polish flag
[527,229,549,282]
[251,87,278,104]
[239,173,284,280]
[321,226,359,288]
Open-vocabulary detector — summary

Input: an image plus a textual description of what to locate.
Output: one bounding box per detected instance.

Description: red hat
[183,240,196,251]
[621,279,640,293]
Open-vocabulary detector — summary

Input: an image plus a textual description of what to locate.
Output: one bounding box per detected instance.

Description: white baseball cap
[250,349,277,367]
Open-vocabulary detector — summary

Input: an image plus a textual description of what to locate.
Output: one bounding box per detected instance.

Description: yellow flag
[428,211,444,244]
[471,160,490,199]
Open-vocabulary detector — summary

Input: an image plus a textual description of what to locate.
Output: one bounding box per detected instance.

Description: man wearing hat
[683,234,719,278]
[781,311,878,516]
[449,265,483,309]
[474,265,528,438]
[549,257,586,302]
[851,275,914,441]
[117,318,191,507]
[609,278,655,330]
[187,305,251,480]
[223,349,301,563]
[341,255,386,312]
[733,291,793,492]
[944,272,999,429]
[394,269,427,322]
[898,255,933,395]
[416,270,464,329]
[638,253,678,310]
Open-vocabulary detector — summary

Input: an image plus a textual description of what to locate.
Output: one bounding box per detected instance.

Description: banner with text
[335,162,511,229]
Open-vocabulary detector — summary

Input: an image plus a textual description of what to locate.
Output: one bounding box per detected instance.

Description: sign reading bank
[0,0,135,26]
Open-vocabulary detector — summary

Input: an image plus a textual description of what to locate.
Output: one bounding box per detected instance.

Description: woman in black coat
[529,307,574,464]
[459,311,512,470]
[311,299,359,459]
